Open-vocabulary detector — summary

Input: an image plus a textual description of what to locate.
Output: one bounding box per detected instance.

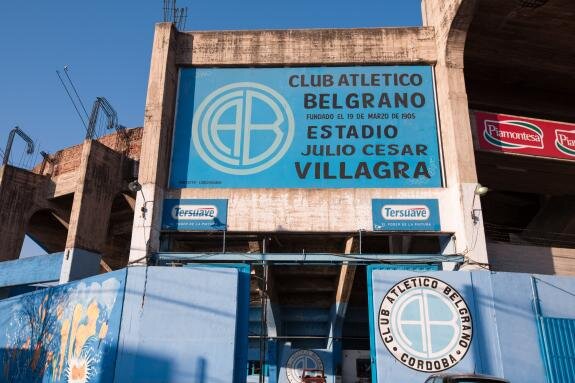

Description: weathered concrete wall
[177,27,436,66]
[0,128,140,262]
[487,242,575,276]
[131,18,488,265]
[0,166,50,260]
[66,140,134,254]
[34,128,142,178]
[170,188,462,233]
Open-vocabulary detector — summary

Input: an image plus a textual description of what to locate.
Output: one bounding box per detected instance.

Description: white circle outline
[390,288,460,359]
[286,350,324,383]
[378,277,473,373]
[191,82,295,175]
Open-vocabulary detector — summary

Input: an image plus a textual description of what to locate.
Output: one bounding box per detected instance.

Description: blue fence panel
[542,317,575,383]
[0,252,63,288]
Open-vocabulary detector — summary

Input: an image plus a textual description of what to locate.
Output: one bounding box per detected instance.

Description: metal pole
[259,262,269,383]
[531,276,553,383]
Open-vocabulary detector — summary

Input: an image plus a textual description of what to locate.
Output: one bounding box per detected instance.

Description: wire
[56,70,88,132]
[63,66,90,121]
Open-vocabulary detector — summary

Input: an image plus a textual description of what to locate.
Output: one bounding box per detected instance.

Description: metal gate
[540,317,575,382]
[532,277,575,383]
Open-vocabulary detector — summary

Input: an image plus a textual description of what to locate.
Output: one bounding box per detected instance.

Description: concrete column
[66,140,131,255]
[129,23,178,264]
[0,166,48,261]
[422,0,488,266]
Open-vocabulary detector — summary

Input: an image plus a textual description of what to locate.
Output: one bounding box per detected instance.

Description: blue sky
[0,0,421,257]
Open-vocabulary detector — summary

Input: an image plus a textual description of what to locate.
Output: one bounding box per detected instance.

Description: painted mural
[0,270,126,383]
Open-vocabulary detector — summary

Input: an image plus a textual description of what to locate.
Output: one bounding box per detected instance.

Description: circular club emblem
[378,276,473,373]
[286,349,324,383]
[192,82,295,175]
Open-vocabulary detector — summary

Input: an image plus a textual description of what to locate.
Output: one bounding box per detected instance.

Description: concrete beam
[329,237,357,379]
[265,266,281,338]
[50,211,69,229]
[330,238,357,336]
[177,27,437,66]
[122,192,136,210]
[156,252,464,264]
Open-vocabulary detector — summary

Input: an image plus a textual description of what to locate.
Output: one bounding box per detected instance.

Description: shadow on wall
[0,345,175,383]
[111,346,174,383]
[487,242,555,275]
[113,352,230,383]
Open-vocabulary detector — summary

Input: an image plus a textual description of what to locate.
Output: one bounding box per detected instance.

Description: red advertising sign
[474,111,575,160]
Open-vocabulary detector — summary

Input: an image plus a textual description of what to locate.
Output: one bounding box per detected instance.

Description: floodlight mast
[3,126,34,166]
[163,0,188,30]
[86,97,129,145]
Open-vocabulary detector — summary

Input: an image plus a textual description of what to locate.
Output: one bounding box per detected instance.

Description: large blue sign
[372,199,440,231]
[162,199,228,230]
[170,66,441,188]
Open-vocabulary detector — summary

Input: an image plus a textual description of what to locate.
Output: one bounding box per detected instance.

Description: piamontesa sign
[475,111,575,160]
[377,276,473,373]
[170,66,442,188]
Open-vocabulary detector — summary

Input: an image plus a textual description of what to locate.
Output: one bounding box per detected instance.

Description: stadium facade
[1,1,575,382]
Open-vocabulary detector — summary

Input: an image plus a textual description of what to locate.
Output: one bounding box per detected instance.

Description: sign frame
[170,66,443,189]
[161,198,228,231]
[372,198,441,232]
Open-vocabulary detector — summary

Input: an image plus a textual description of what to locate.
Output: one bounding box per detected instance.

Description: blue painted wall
[114,266,249,383]
[0,252,64,288]
[367,270,575,383]
[0,264,250,383]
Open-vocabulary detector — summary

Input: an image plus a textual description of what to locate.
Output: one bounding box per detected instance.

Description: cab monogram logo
[378,277,473,372]
[192,82,295,175]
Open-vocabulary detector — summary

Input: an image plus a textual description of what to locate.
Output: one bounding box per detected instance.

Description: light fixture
[474,184,489,196]
[128,180,142,192]
[471,184,489,224]
[127,180,151,218]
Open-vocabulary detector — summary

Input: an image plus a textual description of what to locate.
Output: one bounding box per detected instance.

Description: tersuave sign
[170,66,442,188]
[372,199,440,231]
[161,199,228,231]
[474,111,575,160]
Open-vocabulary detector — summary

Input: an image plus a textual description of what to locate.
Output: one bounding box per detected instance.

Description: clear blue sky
[0,0,421,257]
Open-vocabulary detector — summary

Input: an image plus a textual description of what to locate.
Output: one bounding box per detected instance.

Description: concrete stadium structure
[1,1,575,382]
